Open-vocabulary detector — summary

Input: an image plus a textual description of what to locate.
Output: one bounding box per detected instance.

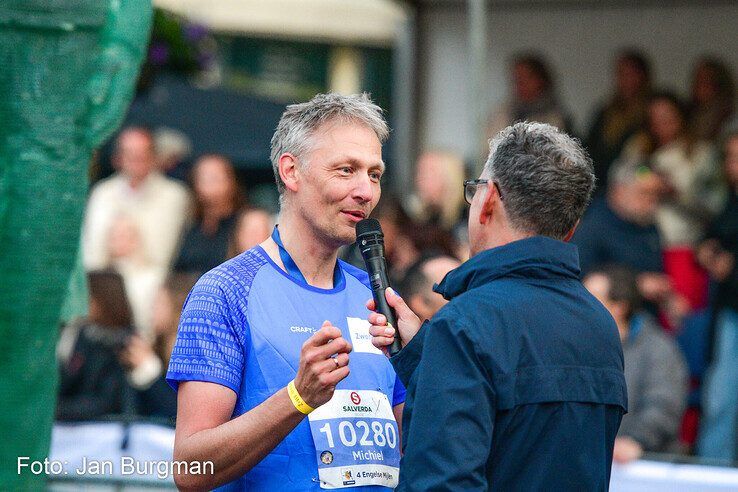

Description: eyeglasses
[463,179,503,205]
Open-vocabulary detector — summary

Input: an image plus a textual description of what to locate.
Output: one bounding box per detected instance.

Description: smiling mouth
[341,210,366,222]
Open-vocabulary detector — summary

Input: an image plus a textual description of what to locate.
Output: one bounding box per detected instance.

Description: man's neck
[265,209,341,289]
[472,226,532,256]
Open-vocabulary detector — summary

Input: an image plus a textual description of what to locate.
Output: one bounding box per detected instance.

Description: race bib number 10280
[308,389,400,489]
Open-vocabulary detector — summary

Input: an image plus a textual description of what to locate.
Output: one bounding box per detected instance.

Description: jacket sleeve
[618,334,688,451]
[390,321,429,387]
[397,308,495,491]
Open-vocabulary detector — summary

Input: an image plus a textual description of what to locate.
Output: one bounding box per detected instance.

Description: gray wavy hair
[485,122,595,239]
[270,93,389,202]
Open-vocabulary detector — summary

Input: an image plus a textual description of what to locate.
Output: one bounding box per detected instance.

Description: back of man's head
[485,122,595,240]
[269,93,389,204]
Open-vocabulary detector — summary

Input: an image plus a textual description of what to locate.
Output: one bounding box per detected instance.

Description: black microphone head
[356,218,384,258]
[356,218,383,239]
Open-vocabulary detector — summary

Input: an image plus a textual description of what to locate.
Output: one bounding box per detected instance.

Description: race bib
[309,389,400,489]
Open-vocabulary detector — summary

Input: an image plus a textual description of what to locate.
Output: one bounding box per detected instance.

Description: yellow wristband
[287,380,314,415]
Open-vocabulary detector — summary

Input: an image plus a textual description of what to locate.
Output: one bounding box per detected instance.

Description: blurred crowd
[57,48,738,466]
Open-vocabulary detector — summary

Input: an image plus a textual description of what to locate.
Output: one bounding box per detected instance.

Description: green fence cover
[0,1,151,488]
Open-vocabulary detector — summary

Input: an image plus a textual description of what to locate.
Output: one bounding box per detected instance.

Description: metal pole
[468,0,488,173]
[391,4,416,196]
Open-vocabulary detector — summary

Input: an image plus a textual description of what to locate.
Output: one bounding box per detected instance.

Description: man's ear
[478,184,500,225]
[562,219,580,242]
[279,153,300,193]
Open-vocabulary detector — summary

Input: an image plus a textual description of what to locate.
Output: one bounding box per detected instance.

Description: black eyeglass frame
[463,179,503,205]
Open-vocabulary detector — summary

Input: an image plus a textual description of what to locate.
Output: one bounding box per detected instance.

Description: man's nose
[352,174,375,203]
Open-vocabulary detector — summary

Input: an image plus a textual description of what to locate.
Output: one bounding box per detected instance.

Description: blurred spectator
[486,53,571,139]
[56,271,132,421]
[104,214,164,339]
[407,150,467,231]
[227,206,274,258]
[696,129,738,462]
[621,92,724,309]
[82,127,191,275]
[573,161,664,277]
[584,266,687,463]
[119,273,198,421]
[585,49,652,192]
[572,161,689,325]
[621,92,724,245]
[154,126,193,182]
[689,57,735,142]
[174,154,242,274]
[398,255,460,321]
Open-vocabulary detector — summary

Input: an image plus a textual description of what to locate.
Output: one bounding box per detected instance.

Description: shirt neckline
[255,245,347,294]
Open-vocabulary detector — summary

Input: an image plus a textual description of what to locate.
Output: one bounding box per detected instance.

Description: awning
[152,0,407,47]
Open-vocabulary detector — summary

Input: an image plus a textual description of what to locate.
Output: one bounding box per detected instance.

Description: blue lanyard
[271,225,341,287]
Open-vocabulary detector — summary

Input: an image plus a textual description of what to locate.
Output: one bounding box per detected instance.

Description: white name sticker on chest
[346,317,382,355]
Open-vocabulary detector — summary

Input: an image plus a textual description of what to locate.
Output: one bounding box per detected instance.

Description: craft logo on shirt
[342,469,356,485]
[289,325,316,334]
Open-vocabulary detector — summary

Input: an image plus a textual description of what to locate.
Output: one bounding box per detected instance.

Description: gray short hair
[270,93,389,198]
[485,122,595,239]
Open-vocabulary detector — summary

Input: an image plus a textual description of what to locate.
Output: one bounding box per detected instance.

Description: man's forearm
[174,388,304,490]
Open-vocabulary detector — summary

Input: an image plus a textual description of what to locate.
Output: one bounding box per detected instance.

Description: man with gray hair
[369,122,627,490]
[167,93,406,491]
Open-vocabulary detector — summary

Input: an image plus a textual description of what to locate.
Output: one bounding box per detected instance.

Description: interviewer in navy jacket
[369,122,627,491]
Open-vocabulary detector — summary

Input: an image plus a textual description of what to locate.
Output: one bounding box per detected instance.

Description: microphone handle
[373,285,402,356]
[366,255,402,356]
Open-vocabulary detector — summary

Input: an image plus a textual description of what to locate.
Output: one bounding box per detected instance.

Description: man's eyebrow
[332,157,385,172]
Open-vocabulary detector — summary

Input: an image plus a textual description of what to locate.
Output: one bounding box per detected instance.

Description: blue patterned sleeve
[166,273,246,395]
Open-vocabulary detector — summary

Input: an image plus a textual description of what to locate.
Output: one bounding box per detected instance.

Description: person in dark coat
[174,154,242,275]
[696,129,738,461]
[369,122,627,491]
[56,271,133,421]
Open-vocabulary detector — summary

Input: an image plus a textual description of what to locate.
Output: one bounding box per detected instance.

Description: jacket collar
[434,236,581,300]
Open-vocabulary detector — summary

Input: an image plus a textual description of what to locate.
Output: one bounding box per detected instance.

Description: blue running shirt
[167,246,406,491]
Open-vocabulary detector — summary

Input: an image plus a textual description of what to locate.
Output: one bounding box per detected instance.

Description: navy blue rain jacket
[391,236,627,491]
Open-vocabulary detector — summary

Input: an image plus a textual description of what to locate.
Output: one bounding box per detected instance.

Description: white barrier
[49,422,176,485]
[611,459,738,491]
[49,423,738,490]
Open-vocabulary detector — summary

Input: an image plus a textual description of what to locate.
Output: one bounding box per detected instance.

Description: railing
[47,418,738,490]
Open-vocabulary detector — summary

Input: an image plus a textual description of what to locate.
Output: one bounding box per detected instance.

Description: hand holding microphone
[366,288,422,356]
[357,219,422,356]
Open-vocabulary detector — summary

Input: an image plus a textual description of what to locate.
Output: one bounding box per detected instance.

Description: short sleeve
[166,273,246,394]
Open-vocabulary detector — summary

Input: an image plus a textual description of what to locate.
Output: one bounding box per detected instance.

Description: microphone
[356,218,402,356]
